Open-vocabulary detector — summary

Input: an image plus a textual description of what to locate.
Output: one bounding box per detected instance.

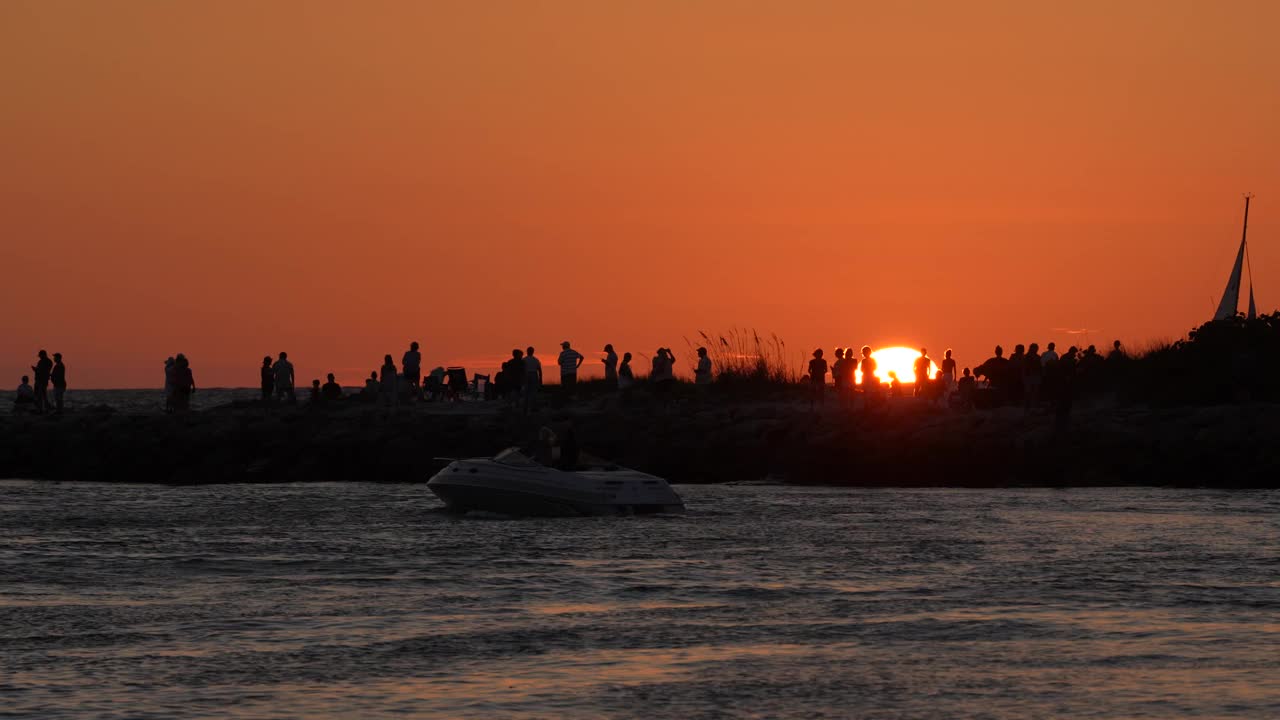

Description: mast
[1213,194,1252,321]
[1244,194,1257,319]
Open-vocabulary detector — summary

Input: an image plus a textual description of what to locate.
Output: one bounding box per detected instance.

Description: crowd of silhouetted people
[799,340,1132,427]
[14,337,1137,423]
[13,350,68,415]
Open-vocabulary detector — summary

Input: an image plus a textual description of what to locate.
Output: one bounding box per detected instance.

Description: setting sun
[855,347,937,385]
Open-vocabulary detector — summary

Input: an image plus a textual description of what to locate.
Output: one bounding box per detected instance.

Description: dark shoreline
[2,398,1277,488]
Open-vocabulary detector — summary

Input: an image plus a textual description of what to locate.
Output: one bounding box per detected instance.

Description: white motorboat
[428,448,685,517]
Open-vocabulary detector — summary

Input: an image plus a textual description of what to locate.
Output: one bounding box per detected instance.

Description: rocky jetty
[1,400,1277,487]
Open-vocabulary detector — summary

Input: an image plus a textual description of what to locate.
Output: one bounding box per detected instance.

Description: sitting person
[309,379,322,404]
[14,376,35,410]
[321,373,343,403]
[362,371,379,402]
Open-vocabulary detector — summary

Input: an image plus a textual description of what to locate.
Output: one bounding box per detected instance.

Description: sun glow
[854,347,937,385]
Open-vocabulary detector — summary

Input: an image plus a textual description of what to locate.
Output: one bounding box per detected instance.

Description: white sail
[1213,238,1246,321]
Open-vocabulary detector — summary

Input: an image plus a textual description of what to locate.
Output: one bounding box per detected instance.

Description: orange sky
[3,1,1278,388]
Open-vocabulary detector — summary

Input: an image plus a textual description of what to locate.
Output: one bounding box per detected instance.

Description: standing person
[1023,342,1043,410]
[523,346,543,414]
[164,357,176,413]
[913,349,932,397]
[1055,346,1079,430]
[273,352,296,404]
[859,346,878,398]
[501,349,525,406]
[172,355,195,412]
[557,341,585,402]
[808,348,828,408]
[380,354,398,408]
[402,342,422,400]
[31,350,52,414]
[940,349,957,392]
[694,346,713,397]
[651,348,677,407]
[50,353,67,414]
[602,344,618,387]
[618,352,635,399]
[832,349,847,395]
[260,356,274,406]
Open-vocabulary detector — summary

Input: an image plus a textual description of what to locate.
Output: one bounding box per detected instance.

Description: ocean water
[1,483,1277,719]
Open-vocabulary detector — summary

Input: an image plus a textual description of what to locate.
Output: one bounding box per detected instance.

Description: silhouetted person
[859,346,878,397]
[808,349,827,408]
[50,353,67,414]
[913,348,931,397]
[940,349,957,394]
[31,350,52,414]
[274,352,296,404]
[1108,340,1125,360]
[523,347,542,414]
[1055,346,1079,430]
[1023,343,1043,410]
[1105,339,1129,390]
[380,354,398,408]
[889,371,903,397]
[501,349,525,406]
[603,344,618,387]
[309,379,322,404]
[1006,344,1026,403]
[695,347,713,387]
[321,373,343,403]
[1041,342,1059,366]
[14,376,35,411]
[957,367,976,408]
[832,349,847,394]
[363,371,379,401]
[652,348,677,407]
[164,357,176,413]
[172,355,195,413]
[975,346,1008,400]
[403,342,422,400]
[1018,343,1039,407]
[618,352,635,399]
[260,356,274,406]
[557,341,584,401]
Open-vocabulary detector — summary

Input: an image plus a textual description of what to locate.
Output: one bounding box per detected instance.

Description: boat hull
[428,457,684,517]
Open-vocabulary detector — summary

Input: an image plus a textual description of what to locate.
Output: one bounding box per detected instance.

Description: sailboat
[1213,194,1258,321]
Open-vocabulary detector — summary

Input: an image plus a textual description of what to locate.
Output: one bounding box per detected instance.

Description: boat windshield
[493,447,541,467]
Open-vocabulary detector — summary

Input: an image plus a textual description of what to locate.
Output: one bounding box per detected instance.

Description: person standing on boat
[523,346,542,415]
[602,344,618,388]
[557,341,584,402]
